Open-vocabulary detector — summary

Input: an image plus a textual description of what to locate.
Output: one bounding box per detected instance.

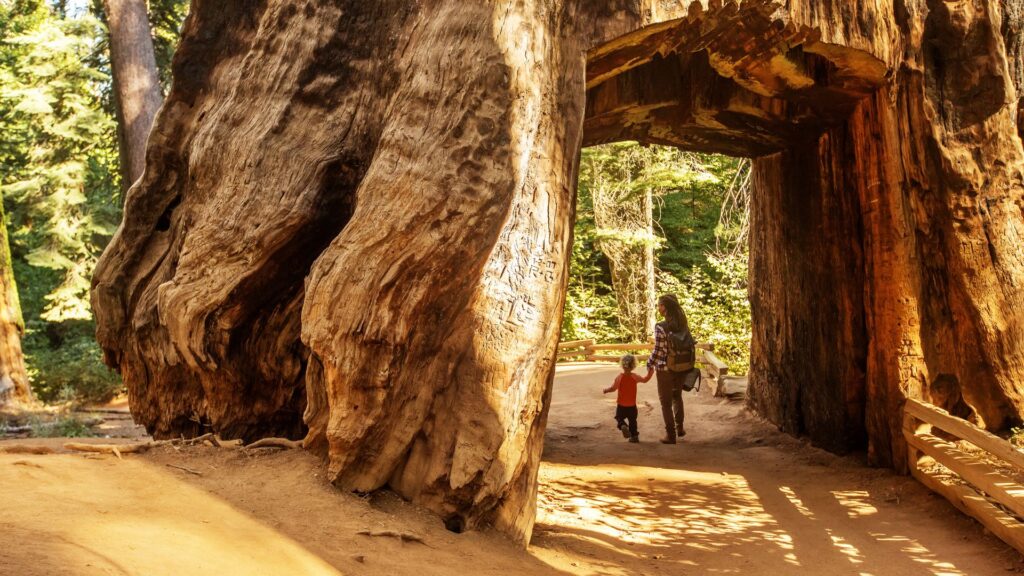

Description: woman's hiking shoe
[660,435,676,444]
[619,423,630,438]
[629,435,639,443]
[677,428,686,439]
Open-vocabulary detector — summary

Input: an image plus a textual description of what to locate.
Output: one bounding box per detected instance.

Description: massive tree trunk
[0,199,29,405]
[103,0,163,189]
[746,0,1024,469]
[93,0,1024,543]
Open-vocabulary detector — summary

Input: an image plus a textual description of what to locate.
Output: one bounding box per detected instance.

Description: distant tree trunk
[0,199,29,405]
[643,187,656,337]
[593,183,657,342]
[103,0,163,190]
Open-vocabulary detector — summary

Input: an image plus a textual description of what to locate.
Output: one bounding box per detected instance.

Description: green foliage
[562,162,625,343]
[1,1,120,322]
[28,412,96,437]
[25,328,121,403]
[146,0,190,90]
[1,0,124,403]
[656,154,744,275]
[566,142,752,373]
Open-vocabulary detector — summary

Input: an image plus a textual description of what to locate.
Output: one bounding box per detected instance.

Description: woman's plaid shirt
[647,324,669,371]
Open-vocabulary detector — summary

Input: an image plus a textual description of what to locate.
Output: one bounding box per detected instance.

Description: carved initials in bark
[92,0,1024,544]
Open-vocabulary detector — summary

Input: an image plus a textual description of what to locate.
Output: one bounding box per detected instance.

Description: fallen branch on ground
[166,463,203,476]
[356,529,428,545]
[12,460,43,468]
[244,438,302,450]
[1,445,55,455]
[64,441,159,459]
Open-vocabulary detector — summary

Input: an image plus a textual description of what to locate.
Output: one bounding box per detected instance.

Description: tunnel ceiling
[582,0,890,157]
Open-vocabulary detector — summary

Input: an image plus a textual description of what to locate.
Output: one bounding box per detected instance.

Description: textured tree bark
[103,0,163,189]
[93,0,613,543]
[0,199,29,405]
[746,0,1024,469]
[92,0,1024,544]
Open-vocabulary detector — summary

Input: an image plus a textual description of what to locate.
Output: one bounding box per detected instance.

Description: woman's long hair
[659,294,689,333]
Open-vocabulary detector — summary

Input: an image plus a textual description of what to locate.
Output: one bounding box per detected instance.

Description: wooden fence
[556,339,731,391]
[904,398,1024,554]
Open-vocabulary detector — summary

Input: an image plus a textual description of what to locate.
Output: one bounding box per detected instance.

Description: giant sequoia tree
[0,199,28,405]
[92,0,1024,543]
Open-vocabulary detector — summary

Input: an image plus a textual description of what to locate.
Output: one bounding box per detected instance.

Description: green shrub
[24,328,122,404]
[28,413,96,438]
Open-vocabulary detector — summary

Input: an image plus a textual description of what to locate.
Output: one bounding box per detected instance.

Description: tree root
[64,441,158,459]
[166,463,203,476]
[356,529,428,545]
[6,433,267,462]
[244,438,302,450]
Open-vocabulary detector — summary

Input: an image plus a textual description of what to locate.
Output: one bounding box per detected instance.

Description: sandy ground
[2,363,1022,575]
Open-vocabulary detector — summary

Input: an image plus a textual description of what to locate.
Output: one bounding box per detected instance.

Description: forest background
[0,0,751,406]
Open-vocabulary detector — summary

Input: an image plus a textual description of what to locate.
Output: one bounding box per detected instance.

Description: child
[603,354,654,443]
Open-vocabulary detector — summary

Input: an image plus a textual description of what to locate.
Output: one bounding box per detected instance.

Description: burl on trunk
[92,0,1024,543]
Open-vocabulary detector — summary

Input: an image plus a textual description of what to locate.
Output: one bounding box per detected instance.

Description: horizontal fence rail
[904,398,1024,555]
[556,339,731,392]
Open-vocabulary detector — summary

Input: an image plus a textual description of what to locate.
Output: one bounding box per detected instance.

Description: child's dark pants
[615,405,639,437]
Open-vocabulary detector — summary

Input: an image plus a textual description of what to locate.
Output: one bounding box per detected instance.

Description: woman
[646,294,692,444]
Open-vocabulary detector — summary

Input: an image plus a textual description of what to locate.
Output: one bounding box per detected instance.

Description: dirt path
[2,364,1021,575]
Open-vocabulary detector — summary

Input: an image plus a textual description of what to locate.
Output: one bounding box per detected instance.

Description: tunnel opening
[569,4,888,455]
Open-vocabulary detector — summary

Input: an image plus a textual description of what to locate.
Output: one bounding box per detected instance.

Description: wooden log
[904,429,1024,520]
[904,399,1024,472]
[910,465,1024,555]
[0,445,54,455]
[64,441,157,459]
[244,437,302,450]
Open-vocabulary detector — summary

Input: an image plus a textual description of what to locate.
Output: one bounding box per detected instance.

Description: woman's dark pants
[656,370,685,439]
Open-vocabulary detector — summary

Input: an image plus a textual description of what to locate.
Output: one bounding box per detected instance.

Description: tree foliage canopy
[0,0,187,401]
[565,143,751,373]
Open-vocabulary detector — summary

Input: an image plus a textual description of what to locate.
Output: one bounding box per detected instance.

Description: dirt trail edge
[2,364,1020,575]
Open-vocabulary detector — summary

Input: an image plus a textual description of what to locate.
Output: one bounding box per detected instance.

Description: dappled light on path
[0,362,1015,576]
[533,462,973,575]
[530,364,1003,575]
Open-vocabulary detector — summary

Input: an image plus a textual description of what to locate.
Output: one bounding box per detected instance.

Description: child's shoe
[619,423,630,438]
[629,435,639,443]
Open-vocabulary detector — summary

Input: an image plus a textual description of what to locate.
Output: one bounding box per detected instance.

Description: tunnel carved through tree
[91,0,1024,545]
